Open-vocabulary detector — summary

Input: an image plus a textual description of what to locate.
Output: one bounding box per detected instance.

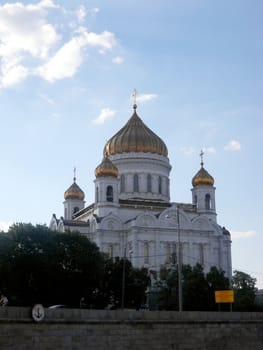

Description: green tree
[182,264,210,311]
[206,266,230,310]
[45,231,104,307]
[232,270,257,311]
[0,223,150,309]
[101,257,149,309]
[0,223,51,305]
[158,267,179,310]
[157,264,230,311]
[0,223,104,307]
[0,231,14,295]
[126,265,149,309]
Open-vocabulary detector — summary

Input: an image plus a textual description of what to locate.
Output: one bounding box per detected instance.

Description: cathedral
[50,102,232,278]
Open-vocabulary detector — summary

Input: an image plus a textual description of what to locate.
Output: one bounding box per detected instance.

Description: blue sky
[0,0,262,288]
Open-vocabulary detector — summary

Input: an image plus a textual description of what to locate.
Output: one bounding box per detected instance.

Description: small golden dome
[95,156,119,178]
[192,165,214,187]
[103,105,168,157]
[64,178,85,200]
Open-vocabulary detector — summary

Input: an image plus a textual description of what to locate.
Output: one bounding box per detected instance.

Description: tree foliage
[157,267,178,310]
[97,257,149,309]
[1,223,258,311]
[158,264,230,311]
[158,265,259,311]
[0,223,149,309]
[0,223,104,306]
[182,264,211,311]
[232,270,257,311]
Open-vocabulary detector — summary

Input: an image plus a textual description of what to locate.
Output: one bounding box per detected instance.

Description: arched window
[108,244,114,258]
[128,243,133,260]
[134,174,139,192]
[158,176,162,194]
[166,243,171,263]
[194,195,197,205]
[106,185,113,202]
[147,174,152,192]
[171,243,177,264]
[120,174,125,192]
[205,194,211,210]
[96,187,99,202]
[144,242,149,264]
[166,178,169,196]
[199,244,204,265]
[73,206,79,214]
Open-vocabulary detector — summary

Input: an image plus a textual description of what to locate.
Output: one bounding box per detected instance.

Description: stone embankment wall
[0,307,263,350]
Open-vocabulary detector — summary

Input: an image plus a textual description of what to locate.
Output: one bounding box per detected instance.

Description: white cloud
[202,147,216,154]
[70,6,99,28]
[38,93,55,105]
[0,3,59,59]
[231,230,256,239]
[135,94,158,103]
[39,0,59,9]
[224,140,241,152]
[93,108,116,125]
[37,30,116,82]
[197,120,221,139]
[1,64,28,87]
[180,146,195,155]
[112,56,124,64]
[89,7,100,14]
[180,146,216,156]
[37,36,84,81]
[0,221,12,232]
[84,30,116,50]
[76,5,86,22]
[0,1,59,87]
[0,2,117,87]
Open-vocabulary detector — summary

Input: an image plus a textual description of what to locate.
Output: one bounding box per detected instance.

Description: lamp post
[176,205,183,312]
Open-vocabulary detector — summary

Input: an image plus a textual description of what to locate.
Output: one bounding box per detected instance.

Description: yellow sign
[215,290,234,303]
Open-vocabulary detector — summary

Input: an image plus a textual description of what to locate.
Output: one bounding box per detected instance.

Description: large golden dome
[192,164,214,187]
[95,156,119,178]
[64,178,85,200]
[103,105,168,157]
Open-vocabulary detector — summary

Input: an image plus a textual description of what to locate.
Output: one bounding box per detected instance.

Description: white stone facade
[50,109,232,279]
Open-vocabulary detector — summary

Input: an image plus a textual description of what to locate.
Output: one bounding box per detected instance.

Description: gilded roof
[103,105,168,157]
[192,165,214,187]
[95,156,119,178]
[64,178,85,200]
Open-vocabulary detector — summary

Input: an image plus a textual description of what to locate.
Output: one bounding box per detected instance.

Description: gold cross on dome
[73,166,76,181]
[200,150,204,166]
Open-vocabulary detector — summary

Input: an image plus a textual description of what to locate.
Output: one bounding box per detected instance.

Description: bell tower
[191,151,217,222]
[64,168,85,220]
[94,156,119,217]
